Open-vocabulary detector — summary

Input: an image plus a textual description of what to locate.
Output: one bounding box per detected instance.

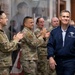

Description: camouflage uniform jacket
[48,25,54,32]
[34,28,48,56]
[0,29,18,67]
[20,27,44,61]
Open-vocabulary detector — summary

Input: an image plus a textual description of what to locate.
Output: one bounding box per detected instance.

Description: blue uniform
[47,25,75,75]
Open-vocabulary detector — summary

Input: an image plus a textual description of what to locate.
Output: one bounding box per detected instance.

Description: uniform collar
[0,29,4,33]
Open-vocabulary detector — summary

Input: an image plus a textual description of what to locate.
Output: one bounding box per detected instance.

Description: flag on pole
[10,49,24,75]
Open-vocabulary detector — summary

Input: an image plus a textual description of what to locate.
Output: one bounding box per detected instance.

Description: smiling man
[47,10,75,75]
[20,16,47,75]
[0,10,23,75]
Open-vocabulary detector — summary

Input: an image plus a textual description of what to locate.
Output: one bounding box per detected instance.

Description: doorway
[71,0,75,22]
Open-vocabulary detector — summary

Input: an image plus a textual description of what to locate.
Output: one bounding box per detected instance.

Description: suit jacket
[47,25,75,59]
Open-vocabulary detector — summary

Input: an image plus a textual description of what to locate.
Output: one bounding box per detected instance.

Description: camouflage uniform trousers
[48,60,57,75]
[0,67,9,75]
[48,66,57,75]
[37,55,49,75]
[21,60,37,75]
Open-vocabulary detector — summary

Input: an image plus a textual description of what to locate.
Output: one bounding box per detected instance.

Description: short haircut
[23,16,33,25]
[60,10,70,16]
[0,10,4,16]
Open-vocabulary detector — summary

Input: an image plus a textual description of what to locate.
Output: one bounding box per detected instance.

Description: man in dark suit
[47,10,75,75]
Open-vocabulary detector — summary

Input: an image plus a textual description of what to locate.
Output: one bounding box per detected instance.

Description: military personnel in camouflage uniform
[34,17,50,75]
[48,17,59,31]
[20,16,47,75]
[0,10,23,75]
[48,17,59,75]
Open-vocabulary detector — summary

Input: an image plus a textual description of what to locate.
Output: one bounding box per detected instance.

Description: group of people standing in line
[0,9,75,75]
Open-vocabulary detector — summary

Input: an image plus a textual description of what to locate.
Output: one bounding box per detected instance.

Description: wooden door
[57,0,66,17]
[71,0,75,22]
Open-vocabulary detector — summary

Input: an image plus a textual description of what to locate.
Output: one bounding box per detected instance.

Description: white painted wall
[65,0,71,12]
[49,0,53,22]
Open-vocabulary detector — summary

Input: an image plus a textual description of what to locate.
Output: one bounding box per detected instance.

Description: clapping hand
[13,32,24,41]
